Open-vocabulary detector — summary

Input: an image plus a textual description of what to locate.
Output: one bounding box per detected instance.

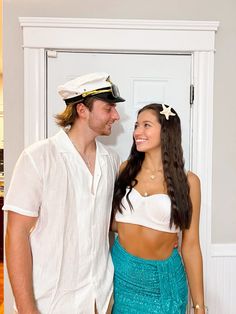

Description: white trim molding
[19,18,218,52]
[19,18,219,31]
[19,17,230,313]
[211,244,236,257]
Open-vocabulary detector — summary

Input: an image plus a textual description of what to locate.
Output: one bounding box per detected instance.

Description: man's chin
[100,130,112,136]
[104,131,112,136]
[104,127,112,136]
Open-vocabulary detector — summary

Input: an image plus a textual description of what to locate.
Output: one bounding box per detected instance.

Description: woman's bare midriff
[117,222,178,260]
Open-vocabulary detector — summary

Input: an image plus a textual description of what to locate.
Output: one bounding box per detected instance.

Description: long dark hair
[112,103,192,230]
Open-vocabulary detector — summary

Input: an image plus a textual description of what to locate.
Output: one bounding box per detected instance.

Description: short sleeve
[3,150,43,217]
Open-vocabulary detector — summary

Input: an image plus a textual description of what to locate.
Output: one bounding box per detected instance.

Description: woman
[111,103,206,313]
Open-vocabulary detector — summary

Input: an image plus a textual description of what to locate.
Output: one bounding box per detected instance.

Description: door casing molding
[19,17,219,306]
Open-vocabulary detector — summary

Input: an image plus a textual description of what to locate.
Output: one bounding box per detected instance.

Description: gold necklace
[150,173,156,180]
[144,167,163,180]
[142,169,164,197]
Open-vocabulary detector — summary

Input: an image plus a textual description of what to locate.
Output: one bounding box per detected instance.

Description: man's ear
[76,102,88,117]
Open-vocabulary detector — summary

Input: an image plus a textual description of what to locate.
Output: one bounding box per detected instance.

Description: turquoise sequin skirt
[111,237,188,314]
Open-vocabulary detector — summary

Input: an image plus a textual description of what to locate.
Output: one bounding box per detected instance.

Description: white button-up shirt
[3,130,120,314]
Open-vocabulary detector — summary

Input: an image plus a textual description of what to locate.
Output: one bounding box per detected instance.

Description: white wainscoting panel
[207,248,236,314]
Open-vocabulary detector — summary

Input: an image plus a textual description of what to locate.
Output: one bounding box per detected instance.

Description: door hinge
[190,84,194,105]
[47,50,58,58]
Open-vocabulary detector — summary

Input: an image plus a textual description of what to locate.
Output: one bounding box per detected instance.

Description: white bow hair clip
[160,104,176,120]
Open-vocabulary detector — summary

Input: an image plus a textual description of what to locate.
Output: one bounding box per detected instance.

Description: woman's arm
[110,161,128,232]
[110,219,117,232]
[181,172,206,314]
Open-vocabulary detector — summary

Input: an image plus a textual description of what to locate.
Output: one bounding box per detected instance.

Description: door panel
[47,52,191,167]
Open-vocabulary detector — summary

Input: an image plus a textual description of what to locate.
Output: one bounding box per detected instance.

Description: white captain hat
[58,72,125,105]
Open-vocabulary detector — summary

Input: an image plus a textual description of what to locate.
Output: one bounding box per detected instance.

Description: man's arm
[5,211,40,314]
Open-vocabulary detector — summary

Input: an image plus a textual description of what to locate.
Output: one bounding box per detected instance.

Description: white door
[47,52,192,167]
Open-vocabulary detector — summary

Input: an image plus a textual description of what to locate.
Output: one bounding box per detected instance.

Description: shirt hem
[2,204,39,217]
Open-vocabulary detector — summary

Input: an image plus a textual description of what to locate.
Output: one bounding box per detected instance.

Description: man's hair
[55,97,95,128]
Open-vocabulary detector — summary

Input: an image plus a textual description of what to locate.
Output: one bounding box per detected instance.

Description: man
[3,72,125,314]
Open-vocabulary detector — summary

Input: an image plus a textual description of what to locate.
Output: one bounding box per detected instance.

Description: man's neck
[67,126,96,155]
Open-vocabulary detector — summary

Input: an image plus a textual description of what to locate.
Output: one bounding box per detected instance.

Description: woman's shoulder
[186,171,201,191]
[119,160,128,173]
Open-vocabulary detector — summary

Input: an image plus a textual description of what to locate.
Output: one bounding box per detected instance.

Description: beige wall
[3,1,236,241]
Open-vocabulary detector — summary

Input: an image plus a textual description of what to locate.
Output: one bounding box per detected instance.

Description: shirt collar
[52,129,109,156]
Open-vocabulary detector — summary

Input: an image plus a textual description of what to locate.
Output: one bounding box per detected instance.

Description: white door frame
[19,17,219,310]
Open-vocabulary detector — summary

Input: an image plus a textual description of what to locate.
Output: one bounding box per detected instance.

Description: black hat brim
[93,92,125,103]
[65,91,125,105]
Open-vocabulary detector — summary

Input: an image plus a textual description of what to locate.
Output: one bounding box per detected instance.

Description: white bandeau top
[115,188,180,233]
